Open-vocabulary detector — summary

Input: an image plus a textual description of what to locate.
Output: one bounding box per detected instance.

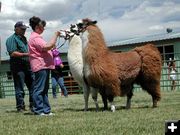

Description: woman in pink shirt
[28,16,60,115]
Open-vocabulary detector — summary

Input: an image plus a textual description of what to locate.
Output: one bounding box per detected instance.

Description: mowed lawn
[0,90,179,135]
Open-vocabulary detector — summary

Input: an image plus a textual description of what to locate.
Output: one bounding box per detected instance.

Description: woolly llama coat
[78,19,162,110]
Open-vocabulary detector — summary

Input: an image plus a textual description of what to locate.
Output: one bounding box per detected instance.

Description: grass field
[0,91,179,135]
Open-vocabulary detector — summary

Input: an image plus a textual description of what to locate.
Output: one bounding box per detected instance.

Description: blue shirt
[6,33,30,71]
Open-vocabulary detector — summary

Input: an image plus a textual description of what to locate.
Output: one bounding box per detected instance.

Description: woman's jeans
[33,69,51,114]
[51,76,68,97]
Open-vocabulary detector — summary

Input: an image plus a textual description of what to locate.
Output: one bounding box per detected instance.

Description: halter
[56,30,71,49]
[56,20,96,48]
[58,26,78,42]
[71,19,98,35]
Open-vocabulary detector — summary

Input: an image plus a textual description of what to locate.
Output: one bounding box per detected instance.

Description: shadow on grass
[63,107,98,112]
[63,105,150,112]
[61,104,151,113]
[5,109,31,114]
[63,107,112,112]
[116,105,150,110]
[5,105,151,114]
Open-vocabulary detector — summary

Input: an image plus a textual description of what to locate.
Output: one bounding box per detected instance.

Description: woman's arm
[42,31,60,51]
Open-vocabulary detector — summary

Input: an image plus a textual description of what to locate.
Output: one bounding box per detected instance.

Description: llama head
[59,28,75,40]
[76,18,97,32]
[59,30,67,38]
[69,24,80,36]
[70,18,97,35]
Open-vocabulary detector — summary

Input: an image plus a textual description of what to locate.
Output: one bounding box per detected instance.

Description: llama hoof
[152,102,158,108]
[111,105,116,112]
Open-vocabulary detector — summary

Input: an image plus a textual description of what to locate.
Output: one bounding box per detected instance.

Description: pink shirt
[28,32,55,72]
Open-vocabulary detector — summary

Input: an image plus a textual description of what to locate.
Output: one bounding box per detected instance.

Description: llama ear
[88,20,97,25]
[70,24,75,28]
[92,20,97,24]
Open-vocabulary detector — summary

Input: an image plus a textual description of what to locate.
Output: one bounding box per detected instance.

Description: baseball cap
[14,21,29,29]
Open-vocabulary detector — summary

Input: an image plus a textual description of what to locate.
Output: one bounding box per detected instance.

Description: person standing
[28,16,60,115]
[51,63,68,98]
[6,21,34,112]
[168,59,178,91]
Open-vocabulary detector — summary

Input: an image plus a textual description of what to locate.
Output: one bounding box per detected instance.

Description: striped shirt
[28,32,54,72]
[6,33,30,71]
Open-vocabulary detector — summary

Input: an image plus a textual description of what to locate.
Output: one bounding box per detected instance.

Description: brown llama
[73,18,162,111]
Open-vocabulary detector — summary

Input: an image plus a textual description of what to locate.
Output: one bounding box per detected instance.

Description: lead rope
[56,36,67,49]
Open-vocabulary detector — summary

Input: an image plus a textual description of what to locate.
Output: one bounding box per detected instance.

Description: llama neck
[68,35,83,64]
[69,35,82,54]
[81,28,108,63]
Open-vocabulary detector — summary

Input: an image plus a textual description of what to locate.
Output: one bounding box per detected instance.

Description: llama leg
[126,97,131,109]
[91,88,99,111]
[152,87,161,108]
[152,96,158,108]
[143,83,161,108]
[108,95,115,112]
[126,92,133,109]
[151,84,161,108]
[124,85,134,109]
[100,91,108,110]
[102,96,108,110]
[82,82,90,111]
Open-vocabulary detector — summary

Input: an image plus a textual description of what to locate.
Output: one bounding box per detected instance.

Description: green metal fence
[0,72,82,98]
[1,65,179,98]
[0,56,179,98]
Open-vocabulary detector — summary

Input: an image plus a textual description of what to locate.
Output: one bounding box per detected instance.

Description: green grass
[0,91,180,135]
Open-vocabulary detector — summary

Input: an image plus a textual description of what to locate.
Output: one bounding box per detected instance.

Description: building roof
[108,31,180,47]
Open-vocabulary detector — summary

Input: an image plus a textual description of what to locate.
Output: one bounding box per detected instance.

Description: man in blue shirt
[6,21,34,112]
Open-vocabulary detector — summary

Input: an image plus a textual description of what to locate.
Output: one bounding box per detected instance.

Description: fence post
[0,72,5,98]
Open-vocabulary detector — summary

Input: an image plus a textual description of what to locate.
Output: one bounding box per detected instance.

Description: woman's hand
[55,31,61,37]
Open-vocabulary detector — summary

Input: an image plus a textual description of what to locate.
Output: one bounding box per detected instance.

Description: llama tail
[133,44,162,78]
[134,44,162,101]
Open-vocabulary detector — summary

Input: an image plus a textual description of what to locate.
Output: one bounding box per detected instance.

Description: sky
[1,0,180,60]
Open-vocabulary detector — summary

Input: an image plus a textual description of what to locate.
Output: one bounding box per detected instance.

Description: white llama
[67,34,99,111]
